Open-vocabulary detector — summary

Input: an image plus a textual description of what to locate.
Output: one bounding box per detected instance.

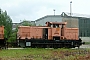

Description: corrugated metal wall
[79,18,90,37]
[36,15,62,26]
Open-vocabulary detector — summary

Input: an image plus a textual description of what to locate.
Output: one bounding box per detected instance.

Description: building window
[53,24,59,28]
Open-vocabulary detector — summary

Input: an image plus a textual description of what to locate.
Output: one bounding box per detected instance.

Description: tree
[0,9,12,39]
[38,24,42,26]
[21,20,32,26]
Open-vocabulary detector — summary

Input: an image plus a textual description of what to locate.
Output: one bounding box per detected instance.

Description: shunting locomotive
[17,22,84,48]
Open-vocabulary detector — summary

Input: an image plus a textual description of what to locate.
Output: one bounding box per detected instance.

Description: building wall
[79,18,90,37]
[35,15,62,26]
[62,17,79,28]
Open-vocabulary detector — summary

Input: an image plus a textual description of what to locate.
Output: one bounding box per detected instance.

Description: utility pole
[53,9,55,16]
[70,1,72,28]
[70,1,72,16]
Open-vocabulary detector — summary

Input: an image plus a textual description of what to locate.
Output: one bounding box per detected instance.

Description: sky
[0,0,90,23]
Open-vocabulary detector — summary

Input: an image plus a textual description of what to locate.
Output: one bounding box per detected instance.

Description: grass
[0,48,90,60]
[85,42,90,45]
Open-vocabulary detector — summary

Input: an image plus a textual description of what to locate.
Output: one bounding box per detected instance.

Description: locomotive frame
[18,38,83,48]
[0,39,6,49]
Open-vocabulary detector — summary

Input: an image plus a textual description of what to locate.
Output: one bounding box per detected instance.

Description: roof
[18,26,51,28]
[62,12,90,18]
[35,15,61,22]
[35,12,90,22]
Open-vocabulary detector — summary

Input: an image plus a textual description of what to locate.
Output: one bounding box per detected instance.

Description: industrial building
[35,12,90,42]
[35,12,79,28]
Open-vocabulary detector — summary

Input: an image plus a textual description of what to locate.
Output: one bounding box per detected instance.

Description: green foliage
[85,42,90,45]
[0,9,12,40]
[31,23,36,26]
[21,20,36,26]
[8,25,18,43]
[8,32,16,42]
[21,20,32,26]
[38,24,42,26]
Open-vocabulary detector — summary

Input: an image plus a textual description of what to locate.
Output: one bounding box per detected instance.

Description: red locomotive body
[0,26,4,39]
[63,28,79,40]
[17,22,83,48]
[17,26,50,40]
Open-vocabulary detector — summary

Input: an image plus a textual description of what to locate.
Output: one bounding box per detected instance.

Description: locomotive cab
[46,22,67,40]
